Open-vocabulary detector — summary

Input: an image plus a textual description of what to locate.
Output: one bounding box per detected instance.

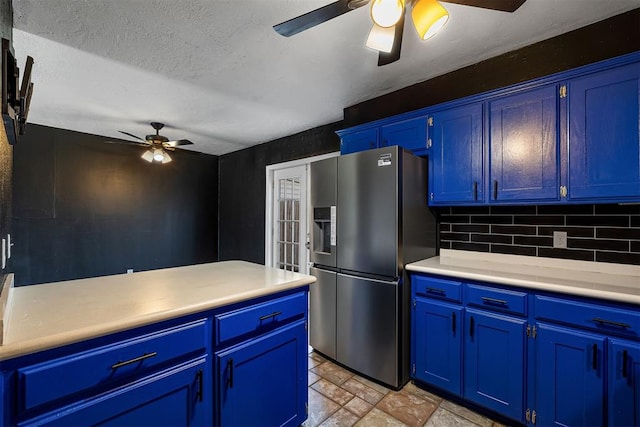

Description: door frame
[265,152,339,273]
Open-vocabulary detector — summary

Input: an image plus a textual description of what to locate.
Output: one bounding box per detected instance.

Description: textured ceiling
[10,0,639,156]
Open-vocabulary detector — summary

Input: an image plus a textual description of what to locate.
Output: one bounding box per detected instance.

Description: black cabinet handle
[592,317,631,329]
[481,296,508,306]
[493,180,498,200]
[473,181,478,201]
[469,316,474,339]
[259,311,282,321]
[196,370,203,402]
[622,350,628,378]
[369,141,376,148]
[227,359,234,388]
[592,344,598,370]
[111,352,157,370]
[452,312,456,334]
[427,287,445,296]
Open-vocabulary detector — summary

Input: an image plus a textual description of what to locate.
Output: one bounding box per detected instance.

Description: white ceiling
[10,0,639,156]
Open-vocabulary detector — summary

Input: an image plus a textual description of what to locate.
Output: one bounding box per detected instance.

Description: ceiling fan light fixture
[141,149,154,163]
[411,0,449,40]
[370,0,405,28]
[366,23,396,53]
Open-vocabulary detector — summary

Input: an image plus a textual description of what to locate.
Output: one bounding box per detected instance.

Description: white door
[270,166,308,273]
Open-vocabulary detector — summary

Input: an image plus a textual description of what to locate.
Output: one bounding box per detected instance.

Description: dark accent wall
[0,0,12,286]
[12,124,219,286]
[344,9,640,127]
[218,122,342,263]
[438,205,640,265]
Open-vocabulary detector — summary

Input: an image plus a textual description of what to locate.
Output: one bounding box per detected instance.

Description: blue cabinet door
[340,128,379,154]
[429,103,484,204]
[490,85,559,203]
[380,116,428,152]
[216,321,307,427]
[535,323,605,426]
[608,339,640,427]
[19,358,209,426]
[568,62,640,201]
[413,298,463,395]
[463,308,525,421]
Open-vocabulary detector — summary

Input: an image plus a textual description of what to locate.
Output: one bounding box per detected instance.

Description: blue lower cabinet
[413,298,462,395]
[19,358,209,426]
[608,339,640,427]
[216,321,307,427]
[463,309,526,421]
[535,323,605,426]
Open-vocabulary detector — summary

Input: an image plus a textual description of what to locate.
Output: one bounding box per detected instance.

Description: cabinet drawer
[413,275,462,302]
[535,295,640,338]
[215,292,306,346]
[465,284,527,316]
[18,319,208,413]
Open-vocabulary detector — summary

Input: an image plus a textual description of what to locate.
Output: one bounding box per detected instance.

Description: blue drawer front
[465,284,527,316]
[535,295,640,339]
[19,319,208,413]
[215,291,307,346]
[413,275,462,302]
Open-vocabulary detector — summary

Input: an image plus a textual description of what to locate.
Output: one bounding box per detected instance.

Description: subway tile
[440,233,470,242]
[433,207,451,216]
[595,204,640,215]
[440,215,470,224]
[440,223,451,232]
[452,224,490,233]
[596,227,640,240]
[631,241,640,253]
[568,238,629,251]
[631,216,640,227]
[450,206,491,215]
[513,236,554,247]
[471,234,512,244]
[567,216,629,227]
[538,248,595,261]
[537,204,594,215]
[514,215,565,226]
[470,216,513,224]
[490,244,537,256]
[451,242,490,252]
[596,251,640,265]
[491,225,537,235]
[439,241,452,250]
[538,226,594,238]
[490,205,536,215]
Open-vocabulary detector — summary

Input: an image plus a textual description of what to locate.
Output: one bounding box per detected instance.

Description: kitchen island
[0,261,315,426]
[407,250,639,426]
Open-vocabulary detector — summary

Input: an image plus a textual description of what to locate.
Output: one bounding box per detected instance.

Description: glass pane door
[272,166,307,273]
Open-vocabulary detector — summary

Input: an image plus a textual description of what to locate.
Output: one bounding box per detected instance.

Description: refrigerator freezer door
[336,273,400,388]
[309,267,337,359]
[310,157,338,268]
[338,147,399,277]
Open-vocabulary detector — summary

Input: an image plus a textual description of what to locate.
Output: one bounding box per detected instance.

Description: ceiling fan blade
[166,139,194,147]
[439,0,526,13]
[273,0,362,37]
[104,139,149,147]
[118,131,145,141]
[377,14,404,66]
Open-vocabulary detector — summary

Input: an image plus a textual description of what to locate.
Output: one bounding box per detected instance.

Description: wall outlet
[126,269,134,274]
[553,231,568,249]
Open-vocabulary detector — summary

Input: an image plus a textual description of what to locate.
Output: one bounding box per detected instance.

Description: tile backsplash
[437,204,640,265]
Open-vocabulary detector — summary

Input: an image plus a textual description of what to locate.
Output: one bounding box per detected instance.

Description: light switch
[1,238,5,270]
[7,234,12,259]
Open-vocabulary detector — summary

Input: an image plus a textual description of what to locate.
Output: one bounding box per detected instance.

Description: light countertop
[407,249,640,305]
[0,261,315,361]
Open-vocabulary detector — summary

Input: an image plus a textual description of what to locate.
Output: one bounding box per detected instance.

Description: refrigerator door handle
[338,271,399,285]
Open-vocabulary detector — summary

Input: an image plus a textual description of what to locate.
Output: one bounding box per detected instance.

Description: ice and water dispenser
[312,206,336,255]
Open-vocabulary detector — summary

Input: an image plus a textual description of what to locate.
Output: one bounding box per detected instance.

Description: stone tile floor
[304,350,508,427]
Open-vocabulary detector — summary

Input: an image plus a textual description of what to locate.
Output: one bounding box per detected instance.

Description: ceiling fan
[116,122,194,164]
[273,0,527,66]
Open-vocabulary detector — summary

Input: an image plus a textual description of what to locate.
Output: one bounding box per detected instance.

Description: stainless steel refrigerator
[309,146,437,389]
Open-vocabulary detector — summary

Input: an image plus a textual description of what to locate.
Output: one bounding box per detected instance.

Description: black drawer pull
[493,180,498,200]
[481,296,508,305]
[227,359,234,388]
[473,181,478,201]
[427,287,446,295]
[259,311,282,321]
[592,344,598,370]
[452,312,456,334]
[622,350,628,378]
[196,370,204,402]
[469,316,474,339]
[592,317,632,329]
[111,352,157,370]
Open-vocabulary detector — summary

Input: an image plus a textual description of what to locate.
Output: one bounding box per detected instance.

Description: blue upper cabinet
[429,102,484,205]
[380,116,429,152]
[567,62,640,202]
[489,85,559,203]
[340,127,379,154]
